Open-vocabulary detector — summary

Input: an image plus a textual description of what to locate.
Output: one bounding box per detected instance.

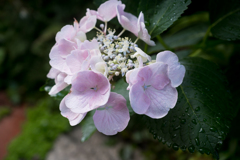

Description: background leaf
[148,24,208,54]
[143,58,235,159]
[112,78,134,115]
[138,0,191,38]
[80,111,97,142]
[209,0,240,41]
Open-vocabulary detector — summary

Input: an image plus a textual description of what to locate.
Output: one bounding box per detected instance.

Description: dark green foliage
[112,78,134,115]
[80,111,97,142]
[143,58,234,159]
[209,0,240,41]
[148,24,208,54]
[138,0,191,38]
[5,98,70,160]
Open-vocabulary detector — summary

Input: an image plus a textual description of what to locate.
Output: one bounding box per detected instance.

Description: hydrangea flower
[46,0,185,135]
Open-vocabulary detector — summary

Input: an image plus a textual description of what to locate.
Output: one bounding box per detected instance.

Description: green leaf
[81,111,97,142]
[138,0,191,38]
[112,78,134,115]
[148,24,208,54]
[209,0,240,41]
[143,58,234,159]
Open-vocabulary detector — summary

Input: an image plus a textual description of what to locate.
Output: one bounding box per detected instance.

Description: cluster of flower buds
[47,0,185,135]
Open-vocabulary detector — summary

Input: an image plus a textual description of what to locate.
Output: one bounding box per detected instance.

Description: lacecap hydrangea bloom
[46,0,185,135]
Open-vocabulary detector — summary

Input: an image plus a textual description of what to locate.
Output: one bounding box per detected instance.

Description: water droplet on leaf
[188,145,195,153]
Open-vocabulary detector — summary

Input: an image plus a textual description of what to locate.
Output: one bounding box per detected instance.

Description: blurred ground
[0,92,26,159]
[46,127,144,160]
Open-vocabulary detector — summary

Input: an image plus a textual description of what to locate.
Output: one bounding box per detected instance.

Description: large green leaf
[80,111,97,142]
[112,78,134,115]
[148,24,208,54]
[138,0,191,38]
[143,58,235,159]
[209,0,240,41]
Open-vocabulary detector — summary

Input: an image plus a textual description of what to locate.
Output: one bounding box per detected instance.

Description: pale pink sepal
[156,51,186,87]
[137,12,155,46]
[47,68,60,79]
[90,56,108,77]
[55,25,76,43]
[65,49,90,75]
[116,5,138,35]
[79,11,97,33]
[128,62,178,119]
[60,97,87,126]
[49,72,68,95]
[93,92,130,135]
[90,0,125,22]
[65,71,110,113]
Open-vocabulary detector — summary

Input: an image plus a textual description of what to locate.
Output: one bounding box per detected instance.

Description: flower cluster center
[96,28,139,77]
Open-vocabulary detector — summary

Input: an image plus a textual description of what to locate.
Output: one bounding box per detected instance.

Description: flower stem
[156,35,172,51]
[134,37,139,44]
[144,44,148,53]
[104,21,108,34]
[94,27,103,33]
[189,49,202,57]
[118,29,126,37]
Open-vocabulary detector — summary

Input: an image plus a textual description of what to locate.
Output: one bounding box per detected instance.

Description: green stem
[156,35,172,51]
[189,49,202,57]
[144,44,148,53]
[202,27,211,46]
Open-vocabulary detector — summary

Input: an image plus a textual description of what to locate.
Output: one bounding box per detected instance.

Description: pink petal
[47,68,60,79]
[147,62,170,90]
[49,72,68,95]
[65,71,110,113]
[60,97,86,126]
[93,92,130,135]
[129,82,151,114]
[137,12,155,46]
[116,5,138,36]
[156,51,186,87]
[55,25,76,42]
[49,56,71,74]
[144,84,178,119]
[50,39,76,59]
[97,0,125,22]
[79,14,97,33]
[66,49,90,74]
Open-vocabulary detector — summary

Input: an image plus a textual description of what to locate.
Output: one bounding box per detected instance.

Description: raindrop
[172,134,177,138]
[195,137,200,146]
[199,128,205,133]
[172,143,179,151]
[204,148,211,155]
[180,145,186,151]
[181,119,186,124]
[185,107,189,112]
[153,134,157,139]
[199,148,204,154]
[191,119,197,125]
[218,136,223,140]
[162,139,166,144]
[166,142,172,147]
[182,113,185,116]
[157,136,162,142]
[188,145,195,153]
[195,107,200,112]
[210,127,217,132]
[145,21,150,26]
[174,125,181,130]
[203,142,206,146]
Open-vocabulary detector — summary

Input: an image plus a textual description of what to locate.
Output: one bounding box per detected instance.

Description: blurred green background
[0,0,240,160]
